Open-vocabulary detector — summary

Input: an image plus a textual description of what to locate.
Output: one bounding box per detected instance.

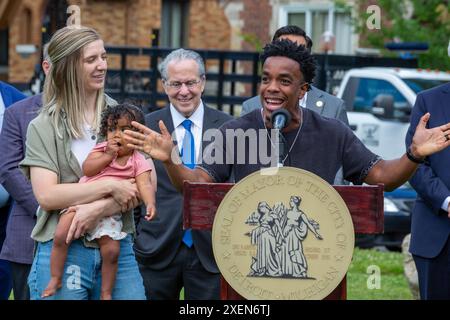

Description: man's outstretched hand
[124,120,175,163]
[410,113,450,159]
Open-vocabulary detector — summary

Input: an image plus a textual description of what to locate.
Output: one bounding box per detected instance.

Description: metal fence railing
[22,45,418,116]
[105,45,417,116]
[105,46,260,116]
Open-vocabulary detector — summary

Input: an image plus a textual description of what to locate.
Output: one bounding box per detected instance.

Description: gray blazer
[0,95,41,264]
[133,104,233,273]
[241,85,348,125]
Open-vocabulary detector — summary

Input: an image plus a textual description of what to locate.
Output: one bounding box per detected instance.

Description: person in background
[401,234,420,299]
[405,79,450,300]
[133,48,232,300]
[0,80,27,299]
[0,44,51,300]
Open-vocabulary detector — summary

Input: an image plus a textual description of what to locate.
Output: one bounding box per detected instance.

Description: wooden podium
[183,182,384,300]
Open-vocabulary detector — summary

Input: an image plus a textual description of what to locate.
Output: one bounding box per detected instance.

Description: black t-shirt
[197,108,380,185]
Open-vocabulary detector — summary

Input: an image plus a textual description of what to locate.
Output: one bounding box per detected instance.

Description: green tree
[337,0,450,70]
[239,32,264,52]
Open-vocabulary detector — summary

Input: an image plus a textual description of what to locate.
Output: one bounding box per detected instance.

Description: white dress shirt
[299,91,307,108]
[0,93,5,133]
[170,102,204,163]
[442,197,450,212]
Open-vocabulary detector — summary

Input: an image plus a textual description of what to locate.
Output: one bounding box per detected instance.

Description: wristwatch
[406,146,425,164]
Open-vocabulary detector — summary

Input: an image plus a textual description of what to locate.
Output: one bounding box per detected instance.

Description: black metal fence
[105,46,260,116]
[105,45,418,116]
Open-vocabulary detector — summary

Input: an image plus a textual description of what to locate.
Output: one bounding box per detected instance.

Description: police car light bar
[385,42,429,52]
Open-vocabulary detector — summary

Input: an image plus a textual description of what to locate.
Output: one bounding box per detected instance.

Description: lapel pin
[316,100,324,108]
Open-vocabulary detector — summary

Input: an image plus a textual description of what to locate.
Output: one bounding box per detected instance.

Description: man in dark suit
[0,81,26,300]
[134,48,232,300]
[241,25,348,126]
[0,50,50,300]
[243,85,347,123]
[0,95,41,300]
[406,82,450,300]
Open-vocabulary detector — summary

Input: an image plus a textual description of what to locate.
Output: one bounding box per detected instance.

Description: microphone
[270,109,291,167]
[271,109,291,130]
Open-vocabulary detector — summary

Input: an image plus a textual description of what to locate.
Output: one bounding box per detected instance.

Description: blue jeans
[28,235,145,300]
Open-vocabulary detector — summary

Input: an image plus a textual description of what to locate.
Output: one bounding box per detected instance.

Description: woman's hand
[110,179,140,212]
[65,202,102,243]
[65,196,132,243]
[145,204,156,221]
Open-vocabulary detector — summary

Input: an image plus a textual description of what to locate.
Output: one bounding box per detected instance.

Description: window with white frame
[279,4,353,55]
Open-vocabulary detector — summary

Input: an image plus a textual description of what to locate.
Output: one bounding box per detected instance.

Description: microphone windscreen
[271,109,291,129]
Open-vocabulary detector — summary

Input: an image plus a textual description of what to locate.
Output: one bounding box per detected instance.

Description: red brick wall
[69,0,161,70]
[189,0,231,50]
[240,0,271,51]
[8,0,45,82]
[9,0,162,82]
[8,0,235,83]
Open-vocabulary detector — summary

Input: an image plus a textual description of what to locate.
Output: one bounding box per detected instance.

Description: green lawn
[347,248,413,300]
[10,248,412,300]
[181,248,413,300]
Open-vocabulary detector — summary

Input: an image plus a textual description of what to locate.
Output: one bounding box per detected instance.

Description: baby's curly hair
[99,103,145,138]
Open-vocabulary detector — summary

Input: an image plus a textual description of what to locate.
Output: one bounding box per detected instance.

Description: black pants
[138,244,220,300]
[413,235,450,300]
[10,262,31,300]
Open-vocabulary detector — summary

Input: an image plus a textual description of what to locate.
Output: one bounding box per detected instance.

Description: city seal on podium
[212,167,354,300]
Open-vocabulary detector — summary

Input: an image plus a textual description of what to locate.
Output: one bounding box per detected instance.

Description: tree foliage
[337,0,450,70]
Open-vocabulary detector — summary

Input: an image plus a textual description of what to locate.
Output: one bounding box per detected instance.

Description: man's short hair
[272,25,313,51]
[260,39,316,85]
[158,48,205,81]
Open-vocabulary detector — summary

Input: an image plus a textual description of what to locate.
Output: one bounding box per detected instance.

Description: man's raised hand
[410,113,450,158]
[124,120,175,163]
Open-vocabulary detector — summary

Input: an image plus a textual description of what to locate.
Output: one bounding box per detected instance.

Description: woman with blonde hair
[20,26,146,300]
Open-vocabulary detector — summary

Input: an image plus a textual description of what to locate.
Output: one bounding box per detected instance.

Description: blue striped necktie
[181,119,194,247]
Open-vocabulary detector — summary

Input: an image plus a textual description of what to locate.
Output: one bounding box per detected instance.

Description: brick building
[0,0,358,85]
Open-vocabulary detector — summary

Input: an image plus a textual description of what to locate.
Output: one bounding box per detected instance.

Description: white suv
[337,67,450,250]
[337,67,450,159]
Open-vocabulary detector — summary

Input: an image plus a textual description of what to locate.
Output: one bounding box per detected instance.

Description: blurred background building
[1,0,362,86]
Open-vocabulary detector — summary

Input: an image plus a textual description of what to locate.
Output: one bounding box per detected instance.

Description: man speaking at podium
[124,40,450,203]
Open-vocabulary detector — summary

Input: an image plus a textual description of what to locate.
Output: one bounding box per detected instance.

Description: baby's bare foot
[101,293,112,300]
[42,278,62,298]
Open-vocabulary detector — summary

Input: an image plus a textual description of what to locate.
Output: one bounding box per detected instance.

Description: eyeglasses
[164,79,203,90]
